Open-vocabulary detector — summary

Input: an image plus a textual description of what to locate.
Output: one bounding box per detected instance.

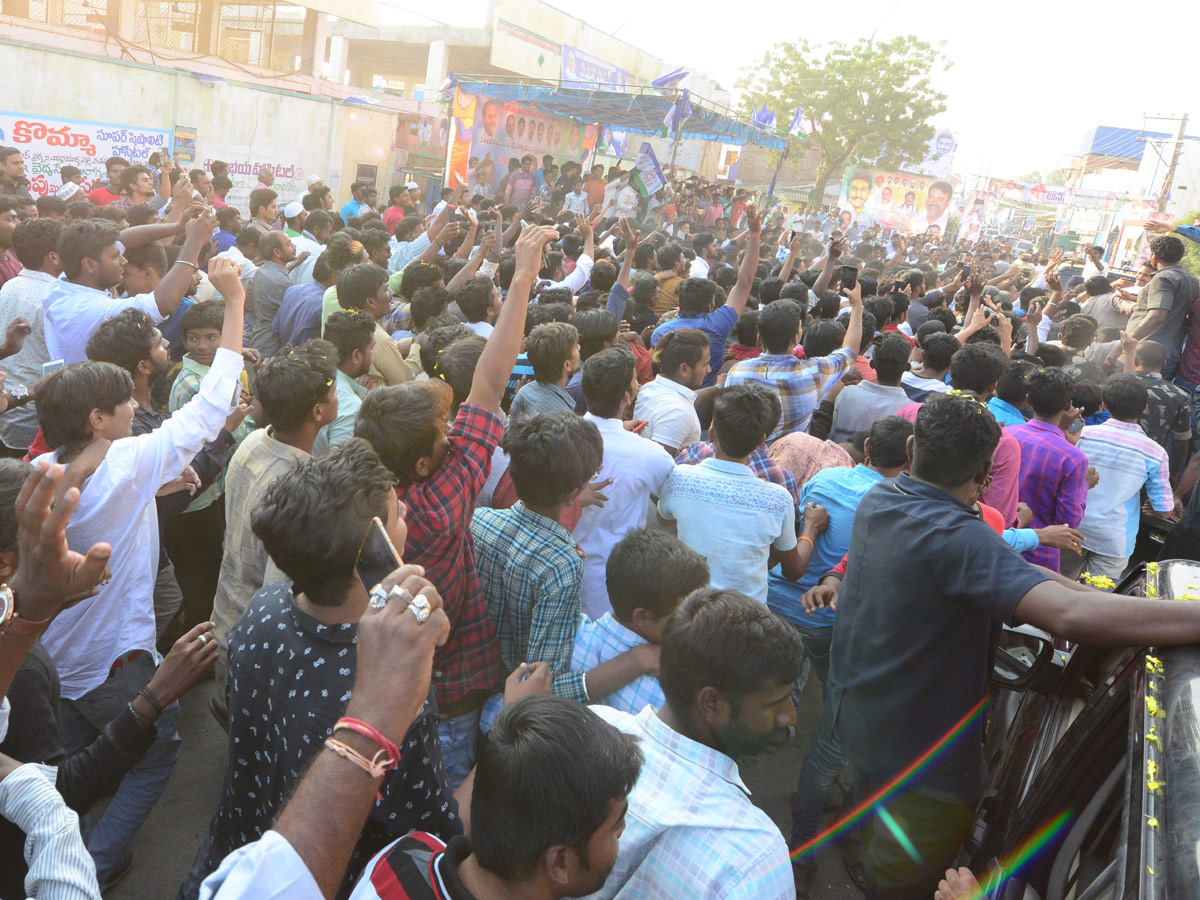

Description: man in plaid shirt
[355,223,561,787]
[725,282,864,440]
[473,412,659,731]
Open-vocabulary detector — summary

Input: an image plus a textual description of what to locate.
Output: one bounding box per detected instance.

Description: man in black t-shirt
[808,392,1200,900]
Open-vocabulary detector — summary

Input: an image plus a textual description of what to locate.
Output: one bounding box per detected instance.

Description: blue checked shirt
[571,613,665,714]
[472,503,587,704]
[585,706,794,900]
[725,347,856,440]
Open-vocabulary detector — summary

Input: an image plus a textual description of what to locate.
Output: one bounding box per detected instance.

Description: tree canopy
[738,37,948,205]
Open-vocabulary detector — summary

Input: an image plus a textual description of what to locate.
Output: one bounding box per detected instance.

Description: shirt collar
[584,412,629,433]
[285,591,357,644]
[510,501,575,544]
[652,374,697,401]
[1024,419,1066,437]
[698,457,754,477]
[15,269,55,283]
[894,472,977,515]
[990,397,1023,416]
[634,707,749,794]
[596,612,646,651]
[336,368,367,398]
[1096,417,1145,434]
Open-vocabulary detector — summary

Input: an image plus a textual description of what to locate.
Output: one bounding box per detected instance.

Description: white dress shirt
[37,348,242,699]
[633,374,700,452]
[200,830,320,900]
[689,257,711,279]
[42,281,161,365]
[573,414,675,618]
[539,254,594,295]
[288,233,324,285]
[563,190,590,215]
[1,764,100,900]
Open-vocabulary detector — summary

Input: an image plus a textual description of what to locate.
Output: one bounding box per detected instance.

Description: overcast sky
[385,0,1194,183]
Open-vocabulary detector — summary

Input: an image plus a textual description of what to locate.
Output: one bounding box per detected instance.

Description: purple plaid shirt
[1007,419,1088,572]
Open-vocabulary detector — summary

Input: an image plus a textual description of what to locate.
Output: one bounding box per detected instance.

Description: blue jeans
[437,707,480,791]
[791,626,848,858]
[60,650,181,879]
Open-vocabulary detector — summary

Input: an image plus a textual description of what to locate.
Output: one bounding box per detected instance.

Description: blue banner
[561,45,628,90]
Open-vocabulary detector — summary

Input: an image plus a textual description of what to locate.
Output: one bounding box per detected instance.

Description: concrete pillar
[326,36,350,85]
[298,9,328,78]
[194,0,221,56]
[424,40,448,99]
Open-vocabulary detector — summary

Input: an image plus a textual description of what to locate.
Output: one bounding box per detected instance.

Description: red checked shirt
[400,403,505,707]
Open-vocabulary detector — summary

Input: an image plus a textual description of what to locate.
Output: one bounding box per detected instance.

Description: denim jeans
[59,650,181,880]
[791,626,846,858]
[437,707,481,791]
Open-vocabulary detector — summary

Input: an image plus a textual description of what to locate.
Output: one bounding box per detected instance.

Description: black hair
[659,588,803,712]
[180,299,224,338]
[323,309,376,366]
[398,260,442,301]
[355,380,455,485]
[215,206,241,229]
[653,328,708,377]
[234,225,260,252]
[1024,366,1076,418]
[920,332,960,372]
[712,383,780,457]
[419,321,472,378]
[657,245,683,271]
[336,263,388,312]
[1072,381,1104,418]
[678,277,718,317]
[759,276,784,305]
[1084,275,1111,296]
[123,240,168,278]
[871,333,912,383]
[575,309,618,361]
[912,392,1001,487]
[36,362,133,450]
[810,292,840,322]
[410,286,451,331]
[633,244,658,270]
[57,219,119,281]
[1150,235,1185,265]
[211,174,232,194]
[472,696,643,880]
[0,458,30,551]
[1058,315,1097,351]
[255,345,337,432]
[85,308,159,375]
[251,439,394,607]
[734,310,759,346]
[11,218,61,269]
[581,345,636,418]
[1103,374,1149,421]
[455,276,496,324]
[866,415,913,468]
[1136,340,1167,371]
[590,260,618,293]
[949,343,1007,394]
[433,336,487,407]
[757,300,803,354]
[607,528,709,622]
[248,187,277,217]
[802,321,844,359]
[525,322,579,383]
[502,412,603,507]
[35,195,66,218]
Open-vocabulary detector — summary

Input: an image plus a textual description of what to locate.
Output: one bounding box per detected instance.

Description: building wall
[1,39,406,209]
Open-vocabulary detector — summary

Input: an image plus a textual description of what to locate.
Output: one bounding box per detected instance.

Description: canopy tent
[454,79,787,151]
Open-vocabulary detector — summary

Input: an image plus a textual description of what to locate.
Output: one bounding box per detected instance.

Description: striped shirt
[1077,419,1173,558]
[726,348,856,439]
[584,706,793,900]
[0,764,99,900]
[1007,419,1089,571]
[572,613,665,714]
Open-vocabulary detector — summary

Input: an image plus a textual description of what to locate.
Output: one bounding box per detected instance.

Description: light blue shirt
[767,464,883,629]
[987,396,1026,427]
[312,369,367,455]
[571,613,665,714]
[43,280,161,364]
[387,232,433,275]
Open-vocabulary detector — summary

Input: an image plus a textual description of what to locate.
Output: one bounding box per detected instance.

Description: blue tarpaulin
[455,81,787,150]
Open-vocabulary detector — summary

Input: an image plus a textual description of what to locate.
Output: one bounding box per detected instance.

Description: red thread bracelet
[334,717,400,765]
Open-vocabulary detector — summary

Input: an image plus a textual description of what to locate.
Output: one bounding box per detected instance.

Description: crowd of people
[2,140,1200,900]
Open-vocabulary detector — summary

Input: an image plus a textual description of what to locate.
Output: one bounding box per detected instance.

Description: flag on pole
[663,89,692,139]
[788,105,810,136]
[751,103,776,131]
[651,67,689,90]
[438,69,458,103]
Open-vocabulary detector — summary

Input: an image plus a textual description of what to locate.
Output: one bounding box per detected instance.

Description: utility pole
[1159,113,1188,213]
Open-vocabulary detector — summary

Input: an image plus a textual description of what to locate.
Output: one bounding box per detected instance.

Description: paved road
[107,675,862,900]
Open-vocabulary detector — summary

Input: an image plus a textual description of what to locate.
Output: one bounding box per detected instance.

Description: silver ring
[198,633,209,646]
[368,584,389,610]
[388,586,415,606]
[407,594,432,624]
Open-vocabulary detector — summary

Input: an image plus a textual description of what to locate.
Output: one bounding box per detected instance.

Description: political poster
[980,179,1127,212]
[446,89,598,192]
[631,142,665,197]
[838,168,955,235]
[561,45,628,90]
[0,110,171,196]
[197,144,315,212]
[917,129,956,178]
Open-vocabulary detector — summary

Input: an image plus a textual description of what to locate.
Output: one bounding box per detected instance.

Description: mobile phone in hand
[840,265,858,291]
[355,515,402,594]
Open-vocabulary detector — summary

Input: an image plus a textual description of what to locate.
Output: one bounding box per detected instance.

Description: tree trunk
[809,169,834,208]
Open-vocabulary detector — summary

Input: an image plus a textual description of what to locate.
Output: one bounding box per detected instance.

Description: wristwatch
[0,585,50,636]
